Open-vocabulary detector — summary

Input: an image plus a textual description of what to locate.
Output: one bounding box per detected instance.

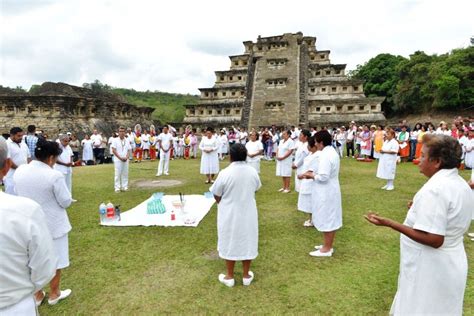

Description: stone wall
[0,95,155,137]
[183,32,387,130]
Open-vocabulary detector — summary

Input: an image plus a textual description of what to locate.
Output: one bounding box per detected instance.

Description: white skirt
[297,193,312,213]
[247,161,260,173]
[276,158,292,177]
[54,234,70,269]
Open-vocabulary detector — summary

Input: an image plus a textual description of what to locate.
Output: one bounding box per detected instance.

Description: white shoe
[278,188,284,192]
[303,220,313,227]
[309,249,333,257]
[381,185,388,190]
[164,172,169,176]
[218,274,235,287]
[385,186,394,191]
[48,289,72,305]
[243,271,254,286]
[467,233,474,238]
[122,188,128,192]
[282,189,290,193]
[71,199,77,203]
[115,189,120,193]
[35,290,45,307]
[156,173,162,177]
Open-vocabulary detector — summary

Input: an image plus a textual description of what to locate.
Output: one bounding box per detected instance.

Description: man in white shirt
[239,129,248,145]
[0,136,57,314]
[90,130,103,164]
[4,127,31,195]
[156,126,173,176]
[111,127,132,192]
[54,135,75,199]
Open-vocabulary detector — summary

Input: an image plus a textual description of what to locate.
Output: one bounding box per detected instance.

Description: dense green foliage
[82,80,199,123]
[352,46,474,115]
[111,88,199,123]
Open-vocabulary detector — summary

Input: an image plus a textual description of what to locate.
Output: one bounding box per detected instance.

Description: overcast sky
[1,0,473,94]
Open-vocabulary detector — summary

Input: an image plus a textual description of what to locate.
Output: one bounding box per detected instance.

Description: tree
[351,53,406,115]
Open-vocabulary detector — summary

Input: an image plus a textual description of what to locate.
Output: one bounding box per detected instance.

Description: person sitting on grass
[210,143,261,287]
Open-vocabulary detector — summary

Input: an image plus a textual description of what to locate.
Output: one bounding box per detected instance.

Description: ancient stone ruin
[0,82,155,137]
[184,32,386,129]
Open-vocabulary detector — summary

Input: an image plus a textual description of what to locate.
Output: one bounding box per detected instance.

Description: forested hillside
[350,46,474,116]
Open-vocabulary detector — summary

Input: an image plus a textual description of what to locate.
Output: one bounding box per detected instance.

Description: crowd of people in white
[1,115,473,315]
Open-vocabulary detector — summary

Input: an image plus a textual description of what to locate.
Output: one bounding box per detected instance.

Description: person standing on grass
[0,136,58,315]
[55,135,76,202]
[210,144,261,287]
[365,134,473,315]
[275,130,295,193]
[156,126,173,176]
[4,127,31,195]
[303,130,342,257]
[297,135,320,227]
[111,127,131,192]
[14,140,73,306]
[376,129,400,191]
[245,131,264,173]
[200,128,220,184]
[292,130,310,192]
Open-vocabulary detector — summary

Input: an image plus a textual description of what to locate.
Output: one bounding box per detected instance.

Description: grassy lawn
[38,157,473,315]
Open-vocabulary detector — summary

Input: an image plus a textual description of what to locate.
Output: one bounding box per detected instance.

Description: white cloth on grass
[297,151,320,213]
[376,139,400,180]
[390,168,473,316]
[14,160,72,239]
[275,139,294,177]
[0,192,57,310]
[101,195,215,227]
[210,161,261,260]
[311,146,342,232]
[199,137,219,174]
[293,141,309,192]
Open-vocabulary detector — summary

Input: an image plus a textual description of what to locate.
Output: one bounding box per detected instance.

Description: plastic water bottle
[106,202,115,220]
[115,205,121,221]
[99,203,106,223]
[171,210,176,221]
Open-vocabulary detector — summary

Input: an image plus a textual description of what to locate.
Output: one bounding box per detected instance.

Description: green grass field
[38,157,473,315]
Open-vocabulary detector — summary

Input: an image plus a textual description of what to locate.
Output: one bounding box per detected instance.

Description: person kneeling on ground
[210,143,262,287]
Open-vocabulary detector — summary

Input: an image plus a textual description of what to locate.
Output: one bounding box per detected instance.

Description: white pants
[114,159,129,190]
[63,171,72,195]
[157,150,170,175]
[0,295,36,316]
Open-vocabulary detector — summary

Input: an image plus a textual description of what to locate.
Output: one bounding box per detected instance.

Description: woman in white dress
[376,129,400,191]
[464,129,474,169]
[218,130,228,160]
[302,130,342,257]
[200,128,220,183]
[210,144,261,287]
[275,130,295,193]
[13,140,73,305]
[365,134,473,315]
[292,130,310,192]
[297,135,320,227]
[246,131,264,173]
[81,134,94,165]
[140,130,150,160]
